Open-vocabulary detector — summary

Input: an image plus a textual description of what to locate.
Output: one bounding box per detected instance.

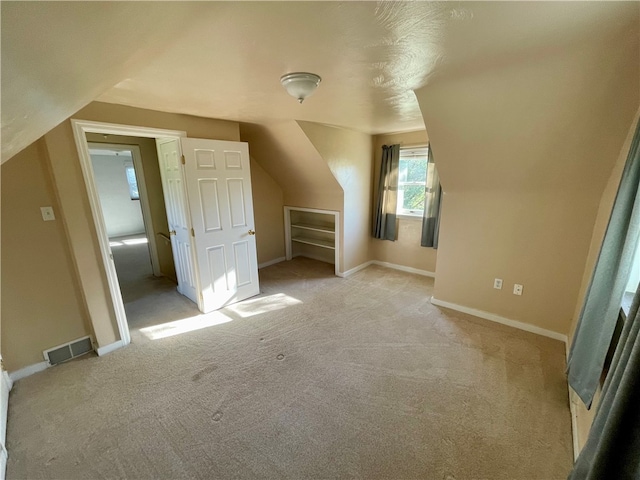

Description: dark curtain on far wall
[373,144,400,241]
[421,144,442,248]
[569,284,640,479]
[567,118,640,408]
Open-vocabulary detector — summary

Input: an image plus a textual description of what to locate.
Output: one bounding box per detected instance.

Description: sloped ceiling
[239,120,343,210]
[2,1,637,163]
[0,2,206,162]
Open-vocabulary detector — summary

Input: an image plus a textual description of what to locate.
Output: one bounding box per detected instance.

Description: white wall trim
[337,261,374,278]
[371,260,436,278]
[8,361,49,383]
[258,257,286,269]
[335,260,436,278]
[430,297,568,343]
[568,387,581,461]
[0,355,12,480]
[96,340,125,357]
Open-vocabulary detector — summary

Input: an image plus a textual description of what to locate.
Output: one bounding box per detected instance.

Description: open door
[156,138,199,304]
[156,137,260,313]
[181,138,260,312]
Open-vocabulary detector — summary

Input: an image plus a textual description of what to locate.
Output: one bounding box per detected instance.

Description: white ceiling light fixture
[280,72,322,103]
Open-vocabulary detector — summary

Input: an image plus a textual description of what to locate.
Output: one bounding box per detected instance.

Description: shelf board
[292,236,335,250]
[291,222,335,234]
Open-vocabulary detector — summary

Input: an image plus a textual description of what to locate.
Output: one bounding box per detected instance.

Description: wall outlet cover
[40,206,55,221]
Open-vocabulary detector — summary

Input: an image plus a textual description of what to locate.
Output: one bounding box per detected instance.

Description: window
[124,163,140,200]
[397,147,428,216]
[622,238,640,315]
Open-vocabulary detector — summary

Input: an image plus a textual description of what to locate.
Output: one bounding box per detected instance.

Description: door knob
[169,230,177,236]
[248,229,255,236]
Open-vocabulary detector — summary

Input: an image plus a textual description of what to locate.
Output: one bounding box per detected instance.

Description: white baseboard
[337,260,436,279]
[0,369,10,480]
[371,260,436,278]
[258,257,286,269]
[96,340,125,357]
[337,261,374,278]
[430,297,568,343]
[8,361,49,383]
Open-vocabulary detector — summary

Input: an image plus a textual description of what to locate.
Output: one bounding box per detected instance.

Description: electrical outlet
[513,284,523,296]
[40,206,55,221]
[493,278,503,290]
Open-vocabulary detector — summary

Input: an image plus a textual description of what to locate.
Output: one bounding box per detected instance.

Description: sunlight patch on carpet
[140,311,232,340]
[225,293,302,318]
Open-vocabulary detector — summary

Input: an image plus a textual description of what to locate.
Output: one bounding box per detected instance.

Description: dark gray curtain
[567,119,640,407]
[569,283,640,479]
[373,144,400,241]
[421,144,442,248]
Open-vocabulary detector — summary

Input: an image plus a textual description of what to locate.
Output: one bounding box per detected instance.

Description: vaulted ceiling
[2,1,638,162]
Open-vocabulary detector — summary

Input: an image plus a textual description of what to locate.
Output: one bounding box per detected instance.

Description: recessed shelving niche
[284,206,339,275]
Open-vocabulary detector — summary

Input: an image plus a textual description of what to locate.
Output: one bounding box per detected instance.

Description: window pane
[400,184,425,211]
[125,166,140,200]
[399,152,427,183]
[397,147,428,214]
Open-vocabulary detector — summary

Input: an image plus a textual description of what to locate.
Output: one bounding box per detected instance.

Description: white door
[181,138,260,312]
[156,138,198,304]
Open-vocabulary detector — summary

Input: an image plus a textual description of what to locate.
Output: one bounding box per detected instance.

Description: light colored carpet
[6,252,573,479]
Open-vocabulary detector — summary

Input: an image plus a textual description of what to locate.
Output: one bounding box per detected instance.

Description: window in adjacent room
[397,146,429,216]
[124,161,140,200]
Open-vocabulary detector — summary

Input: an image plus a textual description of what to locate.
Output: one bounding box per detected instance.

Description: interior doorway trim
[71,119,186,350]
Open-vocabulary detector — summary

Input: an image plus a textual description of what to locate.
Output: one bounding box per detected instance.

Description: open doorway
[72,120,261,351]
[85,137,199,335]
[87,143,161,299]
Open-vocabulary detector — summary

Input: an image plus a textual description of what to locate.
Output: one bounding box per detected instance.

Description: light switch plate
[40,206,55,221]
[513,284,523,296]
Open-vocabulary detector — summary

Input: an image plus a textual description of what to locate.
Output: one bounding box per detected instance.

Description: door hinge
[191,227,195,237]
[181,154,185,165]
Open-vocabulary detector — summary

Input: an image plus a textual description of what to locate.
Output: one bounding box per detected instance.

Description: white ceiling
[2,1,637,162]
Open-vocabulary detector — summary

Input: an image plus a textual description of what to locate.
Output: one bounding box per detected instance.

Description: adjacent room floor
[6,255,573,479]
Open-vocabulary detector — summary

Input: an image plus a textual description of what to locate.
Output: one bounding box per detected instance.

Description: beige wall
[240,121,343,210]
[568,107,640,454]
[2,140,90,371]
[370,130,437,273]
[250,158,285,265]
[297,122,373,271]
[416,29,639,336]
[85,133,176,282]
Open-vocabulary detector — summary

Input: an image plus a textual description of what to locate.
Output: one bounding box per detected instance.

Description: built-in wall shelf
[290,222,335,234]
[285,206,340,275]
[292,236,335,249]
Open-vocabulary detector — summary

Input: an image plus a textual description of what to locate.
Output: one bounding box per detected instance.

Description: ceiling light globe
[280,72,322,103]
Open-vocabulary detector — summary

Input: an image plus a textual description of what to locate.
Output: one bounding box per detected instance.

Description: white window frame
[397,146,429,218]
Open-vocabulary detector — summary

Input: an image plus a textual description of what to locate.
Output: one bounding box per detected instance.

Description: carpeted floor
[6,244,573,479]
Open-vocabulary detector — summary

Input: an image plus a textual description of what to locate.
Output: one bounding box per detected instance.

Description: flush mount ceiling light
[280,72,322,103]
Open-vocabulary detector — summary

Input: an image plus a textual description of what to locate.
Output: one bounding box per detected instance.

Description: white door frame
[71,119,187,348]
[86,142,162,277]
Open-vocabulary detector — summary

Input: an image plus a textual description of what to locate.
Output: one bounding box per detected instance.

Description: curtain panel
[373,144,400,241]
[569,283,640,479]
[421,144,442,248]
[567,119,640,407]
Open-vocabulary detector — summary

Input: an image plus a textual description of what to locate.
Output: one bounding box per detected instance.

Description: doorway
[72,121,188,347]
[71,120,260,350]
[86,142,166,301]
